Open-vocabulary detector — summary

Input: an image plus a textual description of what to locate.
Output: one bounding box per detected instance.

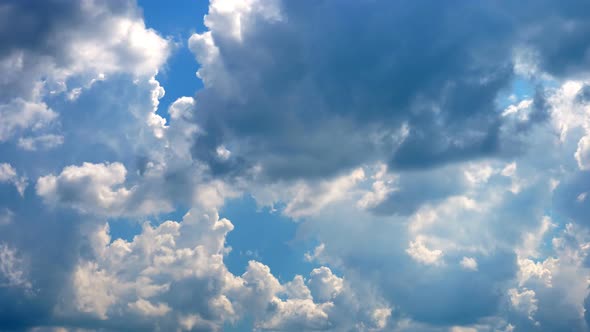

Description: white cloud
[17,134,64,151]
[61,208,390,331]
[36,162,171,216]
[460,257,478,271]
[517,216,555,259]
[307,267,344,302]
[0,243,31,291]
[406,239,444,266]
[36,162,131,213]
[0,163,27,196]
[0,0,170,147]
[282,168,365,218]
[0,99,57,143]
[73,261,122,320]
[127,299,171,317]
[357,163,396,209]
[508,288,538,322]
[517,257,557,288]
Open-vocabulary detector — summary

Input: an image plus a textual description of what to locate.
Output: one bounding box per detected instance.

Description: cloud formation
[1,0,590,331]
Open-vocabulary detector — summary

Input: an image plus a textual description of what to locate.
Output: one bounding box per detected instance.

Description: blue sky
[139,0,208,117]
[1,1,590,331]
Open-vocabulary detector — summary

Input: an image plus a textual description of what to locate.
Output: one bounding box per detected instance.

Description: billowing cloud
[2,0,590,331]
[0,0,170,148]
[36,162,171,216]
[52,208,389,331]
[184,0,590,181]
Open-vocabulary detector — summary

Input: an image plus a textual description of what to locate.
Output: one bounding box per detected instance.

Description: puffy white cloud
[460,257,478,272]
[357,163,396,210]
[36,162,173,216]
[307,267,344,303]
[127,299,171,317]
[37,162,131,214]
[508,288,538,322]
[57,208,391,331]
[0,0,170,147]
[511,223,590,330]
[406,239,444,266]
[72,261,122,320]
[516,257,557,288]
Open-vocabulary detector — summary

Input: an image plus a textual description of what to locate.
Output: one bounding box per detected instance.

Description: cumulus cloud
[406,239,444,266]
[53,208,390,331]
[0,99,57,143]
[36,162,170,216]
[186,0,517,179]
[0,0,170,147]
[3,0,590,331]
[460,257,479,272]
[182,0,590,181]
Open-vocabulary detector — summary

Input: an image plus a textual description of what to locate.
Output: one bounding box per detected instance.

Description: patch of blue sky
[221,195,316,282]
[139,0,209,121]
[107,206,190,242]
[496,76,536,110]
[224,315,255,332]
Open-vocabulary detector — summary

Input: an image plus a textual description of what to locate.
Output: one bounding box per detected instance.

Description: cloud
[17,134,64,151]
[183,0,590,182]
[36,162,170,216]
[0,99,57,143]
[0,243,32,291]
[460,257,479,272]
[406,239,444,266]
[307,267,344,303]
[0,163,27,196]
[508,288,539,324]
[49,208,390,331]
[0,0,170,147]
[3,1,590,331]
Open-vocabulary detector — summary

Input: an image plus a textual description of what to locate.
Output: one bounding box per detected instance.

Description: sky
[0,0,590,331]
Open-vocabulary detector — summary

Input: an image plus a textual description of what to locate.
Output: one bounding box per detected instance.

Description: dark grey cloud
[0,190,90,331]
[0,0,135,56]
[186,0,590,182]
[514,0,590,79]
[189,0,519,180]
